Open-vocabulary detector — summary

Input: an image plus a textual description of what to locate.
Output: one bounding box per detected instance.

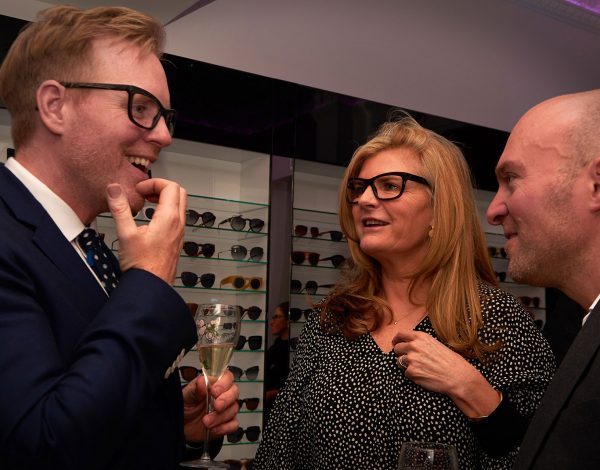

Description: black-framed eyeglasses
[60,82,176,136]
[346,171,430,204]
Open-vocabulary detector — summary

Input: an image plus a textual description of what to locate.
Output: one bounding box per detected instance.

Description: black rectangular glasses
[60,82,176,135]
[346,171,430,203]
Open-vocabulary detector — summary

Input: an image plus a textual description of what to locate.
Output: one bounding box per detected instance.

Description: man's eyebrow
[495,160,522,177]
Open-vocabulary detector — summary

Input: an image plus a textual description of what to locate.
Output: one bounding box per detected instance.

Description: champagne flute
[397,442,459,470]
[181,303,241,469]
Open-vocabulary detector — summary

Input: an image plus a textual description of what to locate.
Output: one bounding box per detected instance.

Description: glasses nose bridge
[144,112,173,147]
[357,179,379,204]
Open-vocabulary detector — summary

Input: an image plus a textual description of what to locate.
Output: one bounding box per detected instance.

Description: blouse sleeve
[253,310,320,469]
[472,289,556,462]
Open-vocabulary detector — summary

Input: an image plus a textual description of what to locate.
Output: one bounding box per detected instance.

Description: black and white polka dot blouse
[254,284,555,469]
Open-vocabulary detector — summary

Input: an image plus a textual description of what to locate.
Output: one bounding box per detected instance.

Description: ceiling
[3,0,600,133]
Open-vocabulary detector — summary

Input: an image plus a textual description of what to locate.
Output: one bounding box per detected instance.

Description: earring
[428,225,434,238]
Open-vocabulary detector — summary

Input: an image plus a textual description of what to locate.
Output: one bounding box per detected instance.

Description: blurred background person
[264,301,290,419]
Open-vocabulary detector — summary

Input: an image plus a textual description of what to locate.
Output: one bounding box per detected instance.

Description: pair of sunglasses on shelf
[186,209,216,227]
[219,216,265,232]
[178,272,215,288]
[177,272,263,290]
[224,458,254,470]
[220,275,263,290]
[229,365,260,381]
[236,335,262,351]
[495,271,507,282]
[227,426,261,443]
[294,225,344,241]
[519,296,541,308]
[291,251,346,268]
[290,337,299,351]
[289,307,314,322]
[182,242,264,262]
[488,246,507,258]
[291,279,334,295]
[237,397,260,411]
[239,305,262,320]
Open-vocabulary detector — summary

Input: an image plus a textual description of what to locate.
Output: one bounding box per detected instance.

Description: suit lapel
[0,165,108,314]
[516,303,600,468]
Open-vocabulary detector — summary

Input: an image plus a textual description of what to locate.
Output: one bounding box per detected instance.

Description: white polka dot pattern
[76,228,120,294]
[254,284,555,470]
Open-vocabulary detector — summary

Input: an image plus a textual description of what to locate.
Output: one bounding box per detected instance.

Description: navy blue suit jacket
[0,163,198,469]
[514,302,600,469]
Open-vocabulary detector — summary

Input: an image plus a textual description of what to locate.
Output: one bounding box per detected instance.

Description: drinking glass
[397,442,459,470]
[180,303,241,469]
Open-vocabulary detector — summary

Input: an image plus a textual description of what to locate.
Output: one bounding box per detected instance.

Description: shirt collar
[582,292,600,326]
[5,157,86,241]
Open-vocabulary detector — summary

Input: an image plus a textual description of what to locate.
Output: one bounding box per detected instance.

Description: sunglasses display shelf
[289,207,349,355]
[486,230,546,330]
[175,195,268,456]
[97,195,269,460]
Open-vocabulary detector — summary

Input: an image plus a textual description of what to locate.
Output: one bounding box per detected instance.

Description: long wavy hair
[319,114,498,361]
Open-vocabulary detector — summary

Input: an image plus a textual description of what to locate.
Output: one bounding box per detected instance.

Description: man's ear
[35,80,67,135]
[588,156,600,213]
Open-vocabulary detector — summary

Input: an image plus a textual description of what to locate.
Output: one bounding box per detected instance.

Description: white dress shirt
[5,157,107,293]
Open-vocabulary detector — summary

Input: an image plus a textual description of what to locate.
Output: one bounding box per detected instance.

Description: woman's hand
[392,329,502,419]
[182,370,240,442]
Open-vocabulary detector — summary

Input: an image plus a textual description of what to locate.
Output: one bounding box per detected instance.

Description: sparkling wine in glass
[181,303,241,469]
[397,442,459,470]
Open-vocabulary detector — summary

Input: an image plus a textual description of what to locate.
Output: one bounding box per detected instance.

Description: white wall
[164,0,600,132]
[4,0,600,132]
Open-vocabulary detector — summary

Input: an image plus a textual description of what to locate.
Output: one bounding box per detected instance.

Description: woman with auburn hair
[254,114,555,469]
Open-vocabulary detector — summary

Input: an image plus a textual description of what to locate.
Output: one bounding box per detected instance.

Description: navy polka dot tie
[77,227,120,295]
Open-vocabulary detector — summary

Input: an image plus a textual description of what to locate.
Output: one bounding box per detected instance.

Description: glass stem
[199,373,212,462]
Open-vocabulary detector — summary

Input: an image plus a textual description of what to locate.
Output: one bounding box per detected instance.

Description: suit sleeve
[0,246,197,470]
[470,291,556,461]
